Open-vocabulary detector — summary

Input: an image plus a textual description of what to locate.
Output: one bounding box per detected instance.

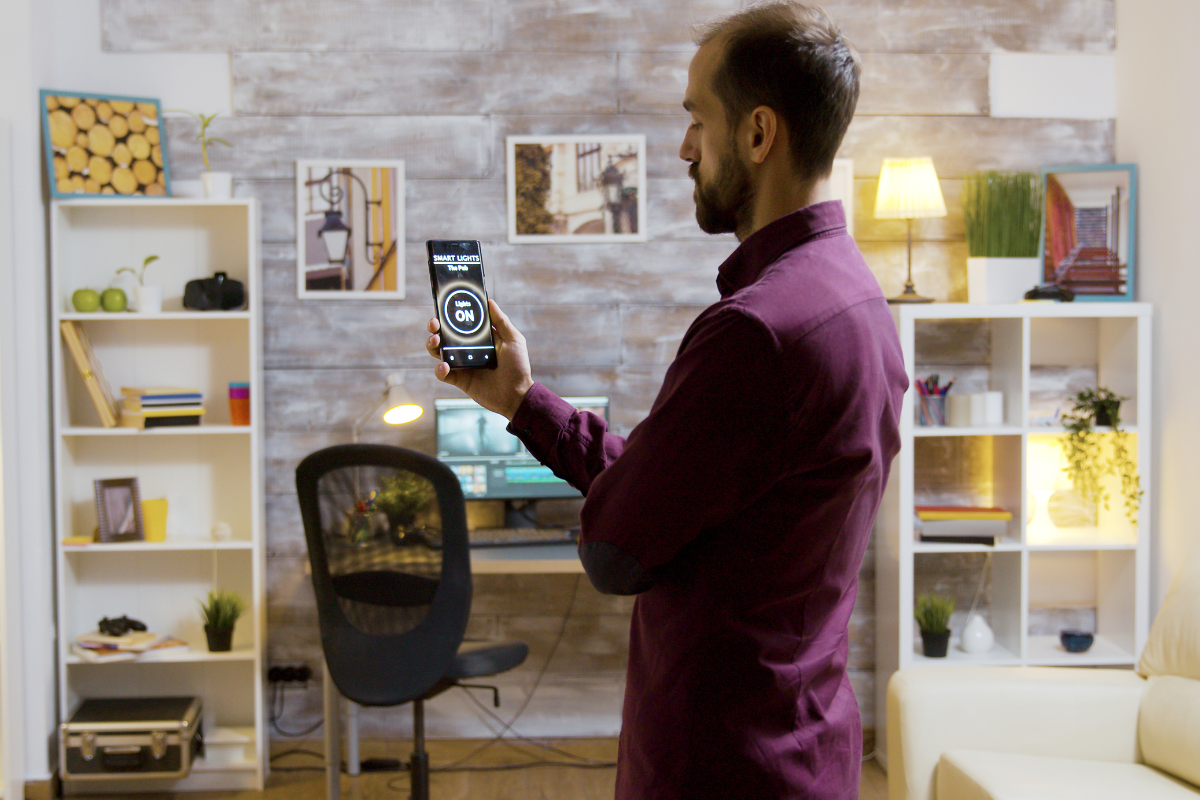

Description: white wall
[1115,0,1200,607]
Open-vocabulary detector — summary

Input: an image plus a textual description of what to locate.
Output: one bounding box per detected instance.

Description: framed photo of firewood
[1039,164,1136,302]
[40,90,172,199]
[94,477,144,543]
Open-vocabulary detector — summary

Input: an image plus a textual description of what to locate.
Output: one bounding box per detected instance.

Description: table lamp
[874,157,947,304]
[352,373,423,442]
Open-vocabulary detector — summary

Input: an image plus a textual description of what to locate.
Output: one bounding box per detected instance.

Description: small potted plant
[962,170,1044,303]
[116,255,161,313]
[915,593,955,658]
[198,588,247,652]
[371,473,436,545]
[1060,387,1142,525]
[168,109,232,198]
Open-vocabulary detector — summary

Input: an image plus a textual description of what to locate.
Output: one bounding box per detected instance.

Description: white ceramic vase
[967,257,1041,304]
[135,285,163,314]
[201,171,234,199]
[960,614,995,654]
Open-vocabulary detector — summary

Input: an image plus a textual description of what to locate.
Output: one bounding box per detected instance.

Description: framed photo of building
[296,159,406,299]
[40,90,171,199]
[507,135,647,243]
[94,477,143,543]
[1040,164,1136,302]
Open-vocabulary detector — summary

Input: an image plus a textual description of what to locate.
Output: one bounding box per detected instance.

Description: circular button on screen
[443,288,486,336]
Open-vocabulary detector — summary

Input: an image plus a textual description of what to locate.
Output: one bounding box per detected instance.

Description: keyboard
[468,527,579,548]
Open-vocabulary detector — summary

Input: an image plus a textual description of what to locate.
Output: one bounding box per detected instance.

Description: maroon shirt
[508,201,907,799]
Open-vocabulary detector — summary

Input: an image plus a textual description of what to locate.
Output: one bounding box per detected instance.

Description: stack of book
[915,505,1012,545]
[119,386,205,429]
[72,630,189,663]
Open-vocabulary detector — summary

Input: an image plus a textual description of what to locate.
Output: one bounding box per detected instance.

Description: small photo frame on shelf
[1040,164,1136,302]
[94,477,144,543]
[40,90,172,199]
[507,135,647,243]
[295,159,406,300]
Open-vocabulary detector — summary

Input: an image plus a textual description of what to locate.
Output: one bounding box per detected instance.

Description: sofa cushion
[1140,675,1200,788]
[1139,545,1200,681]
[938,749,1199,800]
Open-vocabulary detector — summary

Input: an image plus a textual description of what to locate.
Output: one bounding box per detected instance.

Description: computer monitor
[434,396,609,501]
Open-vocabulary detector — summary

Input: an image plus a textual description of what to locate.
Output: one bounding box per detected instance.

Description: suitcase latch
[151,731,167,760]
[80,732,97,761]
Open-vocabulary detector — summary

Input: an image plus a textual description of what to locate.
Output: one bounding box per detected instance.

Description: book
[75,629,165,651]
[135,637,190,660]
[120,408,205,429]
[72,635,188,662]
[915,505,1013,521]
[59,321,119,427]
[917,517,1007,544]
[122,397,203,411]
[121,386,202,400]
[71,643,138,663]
[121,405,206,417]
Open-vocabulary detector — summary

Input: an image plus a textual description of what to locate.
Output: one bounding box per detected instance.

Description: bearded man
[427,4,908,797]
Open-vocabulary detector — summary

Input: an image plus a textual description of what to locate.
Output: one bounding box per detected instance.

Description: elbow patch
[579,541,655,595]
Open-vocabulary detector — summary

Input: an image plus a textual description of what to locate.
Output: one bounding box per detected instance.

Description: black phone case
[427,240,497,369]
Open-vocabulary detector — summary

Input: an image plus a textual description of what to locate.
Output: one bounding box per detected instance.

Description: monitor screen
[434,396,609,500]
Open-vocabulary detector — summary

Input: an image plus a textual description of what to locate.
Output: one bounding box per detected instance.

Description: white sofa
[887,546,1200,800]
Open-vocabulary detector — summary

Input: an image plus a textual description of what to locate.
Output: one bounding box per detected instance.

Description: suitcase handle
[100,746,145,770]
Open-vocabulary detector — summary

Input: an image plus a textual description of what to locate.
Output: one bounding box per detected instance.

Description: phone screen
[427,240,497,369]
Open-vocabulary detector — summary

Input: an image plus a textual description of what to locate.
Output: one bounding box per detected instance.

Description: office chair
[296,444,529,800]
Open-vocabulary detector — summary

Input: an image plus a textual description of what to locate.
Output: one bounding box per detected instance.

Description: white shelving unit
[50,199,264,792]
[875,303,1152,764]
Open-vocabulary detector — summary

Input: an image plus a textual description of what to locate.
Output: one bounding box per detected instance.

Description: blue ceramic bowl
[1060,629,1095,653]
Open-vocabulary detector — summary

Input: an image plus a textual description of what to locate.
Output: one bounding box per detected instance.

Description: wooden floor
[103,739,887,800]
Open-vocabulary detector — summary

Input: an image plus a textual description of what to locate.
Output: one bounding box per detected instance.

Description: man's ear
[743,106,778,165]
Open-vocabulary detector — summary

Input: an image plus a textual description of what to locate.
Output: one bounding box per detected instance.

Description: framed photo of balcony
[1040,164,1136,302]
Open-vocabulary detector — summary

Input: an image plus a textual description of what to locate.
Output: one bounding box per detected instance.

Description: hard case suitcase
[60,696,204,781]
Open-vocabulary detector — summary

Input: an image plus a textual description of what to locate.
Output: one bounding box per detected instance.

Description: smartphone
[427,240,497,369]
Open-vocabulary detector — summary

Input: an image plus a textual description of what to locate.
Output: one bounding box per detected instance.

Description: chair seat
[444,639,529,681]
[938,749,1200,800]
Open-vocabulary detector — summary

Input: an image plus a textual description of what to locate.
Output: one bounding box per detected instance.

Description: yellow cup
[142,498,168,542]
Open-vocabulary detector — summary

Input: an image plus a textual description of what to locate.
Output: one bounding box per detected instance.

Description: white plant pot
[960,614,996,654]
[201,171,234,199]
[967,257,1041,304]
[136,285,163,314]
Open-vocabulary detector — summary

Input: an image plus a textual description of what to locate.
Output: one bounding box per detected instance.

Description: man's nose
[679,128,698,163]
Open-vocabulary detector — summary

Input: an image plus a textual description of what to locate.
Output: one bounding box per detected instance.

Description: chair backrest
[295,444,471,706]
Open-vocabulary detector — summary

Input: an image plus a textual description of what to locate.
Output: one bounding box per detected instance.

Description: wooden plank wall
[102,0,1115,741]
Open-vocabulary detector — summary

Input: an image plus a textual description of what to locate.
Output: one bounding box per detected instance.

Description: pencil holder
[917,395,946,426]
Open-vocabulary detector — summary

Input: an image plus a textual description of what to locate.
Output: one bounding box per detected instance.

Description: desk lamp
[351,373,423,442]
[874,157,947,304]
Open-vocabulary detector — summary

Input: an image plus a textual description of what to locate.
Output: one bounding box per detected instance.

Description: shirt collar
[715,201,848,297]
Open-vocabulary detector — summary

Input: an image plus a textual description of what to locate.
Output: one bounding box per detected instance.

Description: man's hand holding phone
[427,298,534,420]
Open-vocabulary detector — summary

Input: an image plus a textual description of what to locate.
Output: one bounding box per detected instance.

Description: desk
[324,545,583,798]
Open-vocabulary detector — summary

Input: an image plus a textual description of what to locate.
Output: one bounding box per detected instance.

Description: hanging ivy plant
[1060,387,1142,525]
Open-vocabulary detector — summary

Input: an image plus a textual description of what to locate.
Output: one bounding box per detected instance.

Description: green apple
[71,288,101,313]
[100,287,127,312]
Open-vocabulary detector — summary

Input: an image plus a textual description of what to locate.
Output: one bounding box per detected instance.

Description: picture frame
[94,477,144,543]
[1039,163,1137,302]
[507,135,647,243]
[296,159,406,300]
[40,90,171,199]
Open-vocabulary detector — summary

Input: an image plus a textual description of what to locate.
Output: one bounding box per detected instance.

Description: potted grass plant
[963,170,1044,303]
[198,588,247,652]
[168,109,233,198]
[116,254,161,313]
[915,593,955,658]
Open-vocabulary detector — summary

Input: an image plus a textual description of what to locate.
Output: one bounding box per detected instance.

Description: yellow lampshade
[874,157,947,220]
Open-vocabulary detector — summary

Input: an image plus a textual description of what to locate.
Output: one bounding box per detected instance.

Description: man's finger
[488,299,520,343]
[426,333,441,359]
[427,317,440,334]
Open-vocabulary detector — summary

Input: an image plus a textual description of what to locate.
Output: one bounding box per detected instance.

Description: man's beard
[691,140,754,236]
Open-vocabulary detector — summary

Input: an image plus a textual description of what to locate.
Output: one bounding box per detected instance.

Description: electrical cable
[270,679,324,738]
[269,747,328,772]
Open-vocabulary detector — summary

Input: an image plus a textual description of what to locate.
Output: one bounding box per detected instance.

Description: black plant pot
[205,624,234,652]
[921,630,951,658]
[1094,402,1120,427]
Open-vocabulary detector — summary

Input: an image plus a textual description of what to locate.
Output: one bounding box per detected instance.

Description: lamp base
[887,284,934,304]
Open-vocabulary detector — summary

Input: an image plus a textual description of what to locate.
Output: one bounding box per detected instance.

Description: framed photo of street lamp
[1039,163,1136,302]
[296,159,406,299]
[506,135,647,243]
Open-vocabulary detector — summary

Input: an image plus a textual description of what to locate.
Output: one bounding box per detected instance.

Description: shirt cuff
[506,382,577,462]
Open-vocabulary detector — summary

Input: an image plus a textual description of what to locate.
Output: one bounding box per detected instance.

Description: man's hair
[696,3,860,184]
